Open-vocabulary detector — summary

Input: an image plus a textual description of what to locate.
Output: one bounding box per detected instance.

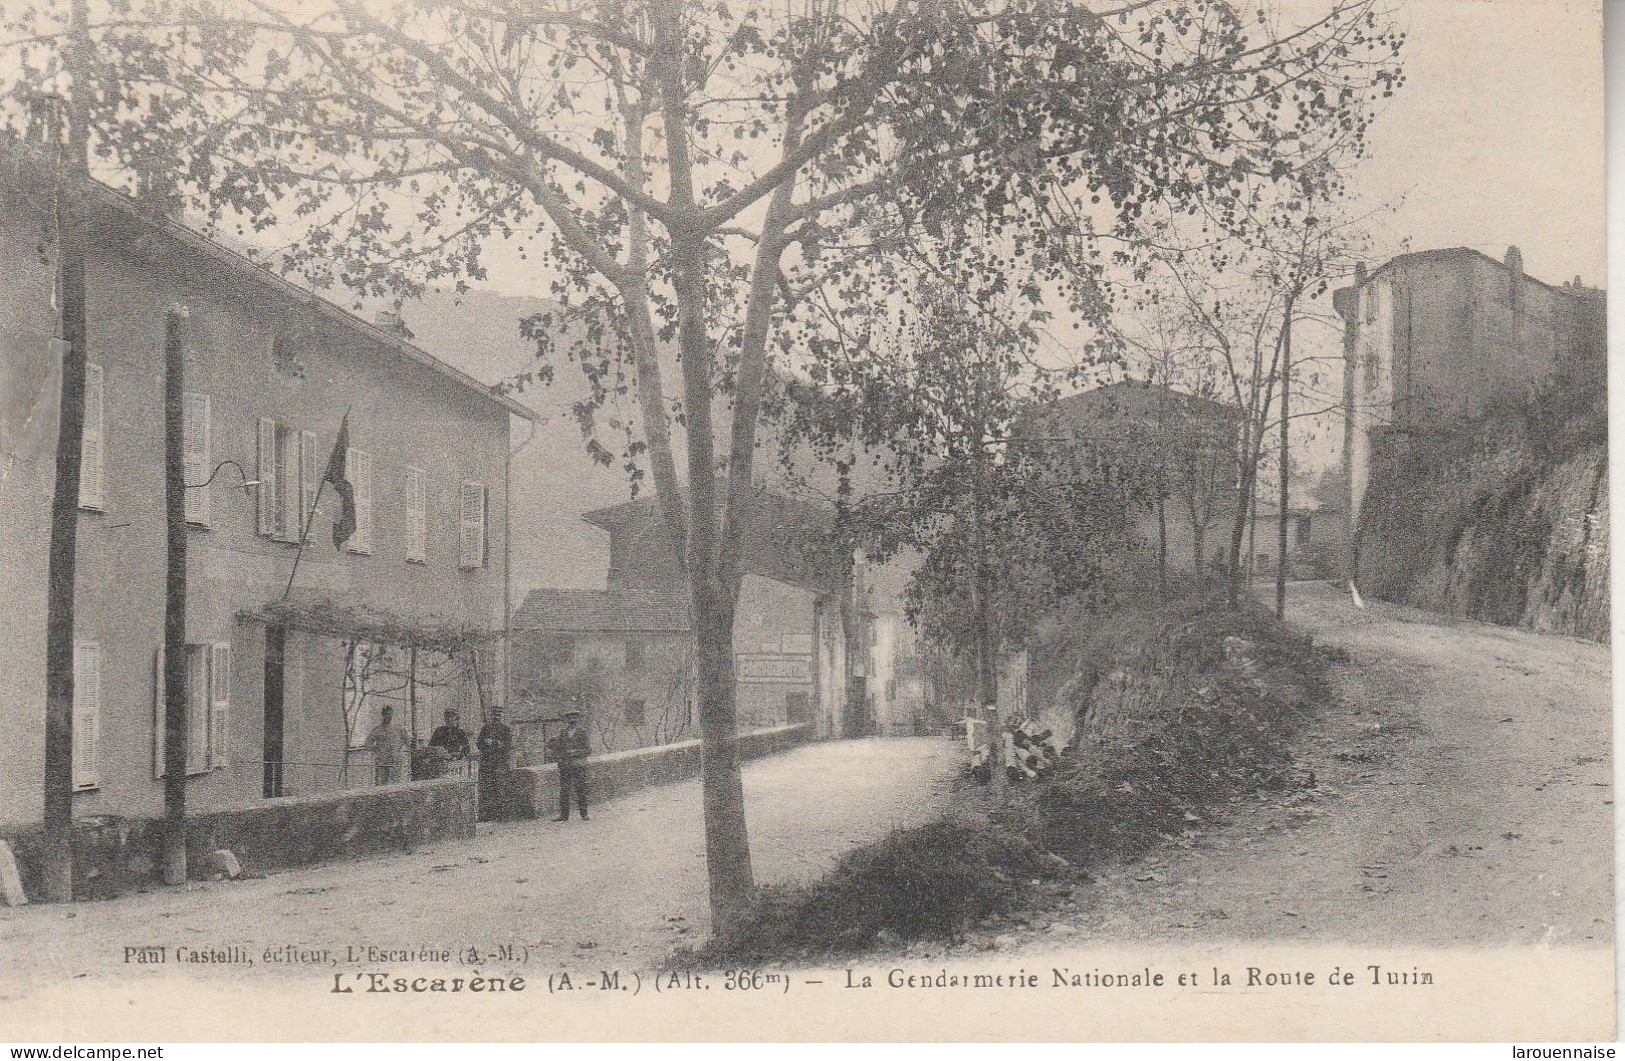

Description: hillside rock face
[1354,419,1608,642]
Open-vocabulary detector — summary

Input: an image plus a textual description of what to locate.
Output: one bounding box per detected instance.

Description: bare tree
[3,0,1403,925]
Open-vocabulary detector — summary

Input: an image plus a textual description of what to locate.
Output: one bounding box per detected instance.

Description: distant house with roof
[509,487,853,754]
[1026,380,1241,576]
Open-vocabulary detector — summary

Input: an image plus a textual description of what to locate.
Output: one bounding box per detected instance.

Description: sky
[448,0,1606,301]
[1277,0,1605,472]
[1349,0,1604,287]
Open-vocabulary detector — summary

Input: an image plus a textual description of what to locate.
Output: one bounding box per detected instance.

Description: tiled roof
[512,586,692,634]
[583,486,847,596]
[0,135,541,423]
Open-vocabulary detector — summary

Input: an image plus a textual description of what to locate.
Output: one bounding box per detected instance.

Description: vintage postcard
[0,0,1610,1043]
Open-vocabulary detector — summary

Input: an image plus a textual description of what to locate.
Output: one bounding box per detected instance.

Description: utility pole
[1276,291,1295,620]
[40,0,93,903]
[161,308,189,885]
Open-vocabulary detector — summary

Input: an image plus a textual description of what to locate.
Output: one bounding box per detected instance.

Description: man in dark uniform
[429,708,471,760]
[476,706,514,821]
[548,708,591,822]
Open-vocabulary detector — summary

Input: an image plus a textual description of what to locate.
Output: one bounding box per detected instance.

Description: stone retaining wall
[4,778,475,901]
[508,724,811,819]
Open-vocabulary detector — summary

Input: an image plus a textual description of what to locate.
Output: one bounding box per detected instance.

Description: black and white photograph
[0,0,1609,1043]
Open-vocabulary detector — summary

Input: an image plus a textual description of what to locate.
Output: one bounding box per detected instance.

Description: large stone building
[0,138,538,828]
[1335,246,1605,527]
[509,489,852,752]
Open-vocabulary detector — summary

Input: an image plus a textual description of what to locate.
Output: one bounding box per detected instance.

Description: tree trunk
[1246,469,1258,593]
[667,208,757,927]
[1276,296,1294,619]
[1156,498,1168,596]
[974,561,1004,793]
[690,574,755,929]
[1226,433,1255,610]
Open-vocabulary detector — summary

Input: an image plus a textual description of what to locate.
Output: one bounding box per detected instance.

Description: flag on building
[324,412,356,549]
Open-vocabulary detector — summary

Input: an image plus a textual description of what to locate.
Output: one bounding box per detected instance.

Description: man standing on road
[548,708,591,822]
[364,705,411,785]
[476,706,514,821]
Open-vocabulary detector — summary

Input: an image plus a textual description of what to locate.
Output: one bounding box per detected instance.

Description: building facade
[1033,381,1241,576]
[1335,246,1605,527]
[509,489,851,751]
[0,142,535,828]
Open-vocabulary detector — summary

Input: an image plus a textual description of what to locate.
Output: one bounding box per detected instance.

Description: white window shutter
[257,418,276,535]
[183,392,211,525]
[210,643,231,770]
[300,430,318,539]
[277,426,298,541]
[72,641,100,789]
[349,449,373,553]
[78,364,103,510]
[406,466,426,562]
[458,482,475,567]
[153,645,166,779]
[460,481,486,569]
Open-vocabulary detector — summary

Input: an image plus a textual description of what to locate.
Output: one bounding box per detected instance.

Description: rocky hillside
[1353,376,1608,642]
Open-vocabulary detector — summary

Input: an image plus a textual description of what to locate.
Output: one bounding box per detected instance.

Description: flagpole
[282,405,350,601]
[281,475,329,602]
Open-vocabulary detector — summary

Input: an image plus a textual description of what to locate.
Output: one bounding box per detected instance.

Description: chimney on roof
[1505,246,1524,317]
[373,309,414,341]
[133,161,185,223]
[24,94,62,146]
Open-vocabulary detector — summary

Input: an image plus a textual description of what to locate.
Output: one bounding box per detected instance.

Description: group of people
[966,715,1067,784]
[360,704,593,823]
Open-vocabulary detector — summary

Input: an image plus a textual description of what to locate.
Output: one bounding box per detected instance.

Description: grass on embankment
[685,592,1337,966]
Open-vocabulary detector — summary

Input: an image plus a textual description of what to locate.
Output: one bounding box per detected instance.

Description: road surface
[0,738,959,997]
[1006,582,1613,950]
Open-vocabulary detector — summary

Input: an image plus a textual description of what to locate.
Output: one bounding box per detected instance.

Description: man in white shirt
[364,705,411,785]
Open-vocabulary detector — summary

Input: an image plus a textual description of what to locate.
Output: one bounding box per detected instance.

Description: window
[72,641,100,790]
[186,646,210,770]
[258,419,289,538]
[405,466,427,563]
[459,481,488,569]
[78,363,104,510]
[623,699,646,727]
[257,418,278,535]
[624,638,645,673]
[259,419,318,541]
[299,431,318,539]
[348,448,373,554]
[183,392,211,525]
[1295,515,1312,547]
[153,642,231,777]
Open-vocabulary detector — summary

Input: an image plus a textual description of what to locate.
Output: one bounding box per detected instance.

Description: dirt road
[0,738,959,996]
[1025,582,1612,949]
